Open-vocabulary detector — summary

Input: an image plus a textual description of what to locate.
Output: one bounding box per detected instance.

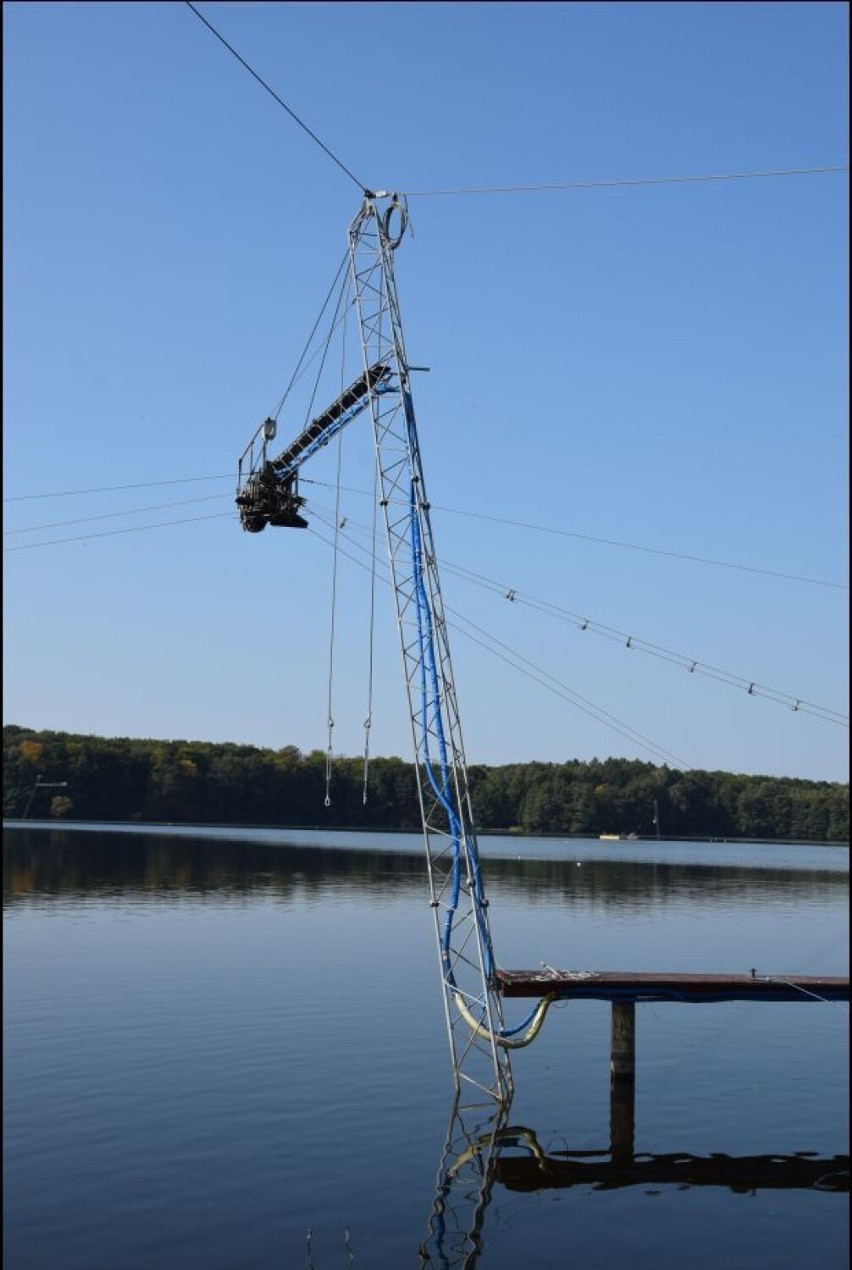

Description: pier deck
[497,969,850,1004]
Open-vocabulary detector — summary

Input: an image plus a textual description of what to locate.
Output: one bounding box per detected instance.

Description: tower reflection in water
[418,1091,849,1268]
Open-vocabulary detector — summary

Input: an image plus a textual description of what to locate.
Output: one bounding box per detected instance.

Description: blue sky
[3,1,848,782]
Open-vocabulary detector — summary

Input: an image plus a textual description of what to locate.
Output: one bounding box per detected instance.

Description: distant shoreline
[4,818,848,849]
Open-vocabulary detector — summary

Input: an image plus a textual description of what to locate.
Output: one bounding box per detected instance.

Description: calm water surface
[3,825,849,1269]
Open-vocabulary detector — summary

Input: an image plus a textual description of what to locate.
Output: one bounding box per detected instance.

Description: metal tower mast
[235,193,552,1104]
[347,194,512,1105]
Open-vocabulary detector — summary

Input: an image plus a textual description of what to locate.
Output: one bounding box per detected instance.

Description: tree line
[3,725,848,843]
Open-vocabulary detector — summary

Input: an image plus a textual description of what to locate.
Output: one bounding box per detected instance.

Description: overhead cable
[300,263,351,429]
[404,165,849,198]
[184,1,369,194]
[3,475,231,502]
[306,511,690,770]
[4,493,231,536]
[271,252,350,421]
[445,602,692,769]
[4,479,844,726]
[442,557,849,727]
[314,502,847,728]
[3,512,236,551]
[301,478,847,591]
[7,473,845,591]
[8,486,842,730]
[6,470,846,592]
[435,504,847,591]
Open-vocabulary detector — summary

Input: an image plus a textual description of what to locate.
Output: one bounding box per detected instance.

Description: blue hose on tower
[409,483,547,1040]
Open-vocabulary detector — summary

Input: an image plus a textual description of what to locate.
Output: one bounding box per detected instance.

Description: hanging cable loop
[381,196,408,249]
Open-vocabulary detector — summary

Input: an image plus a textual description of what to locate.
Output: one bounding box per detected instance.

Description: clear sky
[3,1,849,783]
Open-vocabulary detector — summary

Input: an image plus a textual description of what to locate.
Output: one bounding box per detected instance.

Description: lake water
[3,824,849,1269]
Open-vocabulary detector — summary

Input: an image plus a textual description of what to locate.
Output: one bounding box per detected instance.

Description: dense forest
[3,725,849,843]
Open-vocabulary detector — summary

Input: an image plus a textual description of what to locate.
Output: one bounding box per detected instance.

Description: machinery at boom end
[236,361,391,532]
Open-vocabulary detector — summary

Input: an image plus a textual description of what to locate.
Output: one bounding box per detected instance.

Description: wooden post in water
[610,1002,636,1163]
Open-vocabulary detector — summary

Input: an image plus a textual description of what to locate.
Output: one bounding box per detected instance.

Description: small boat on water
[599,833,638,842]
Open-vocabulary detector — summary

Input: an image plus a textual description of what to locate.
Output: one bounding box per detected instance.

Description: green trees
[2,725,848,842]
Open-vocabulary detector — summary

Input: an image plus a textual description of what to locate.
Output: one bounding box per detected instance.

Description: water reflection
[420,1094,849,1267]
[493,1142,850,1192]
[420,1097,512,1268]
[4,826,848,1269]
[3,828,844,910]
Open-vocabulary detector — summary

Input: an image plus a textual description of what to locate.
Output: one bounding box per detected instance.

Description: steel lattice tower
[348,195,512,1105]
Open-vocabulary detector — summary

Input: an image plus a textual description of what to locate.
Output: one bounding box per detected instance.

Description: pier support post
[611,1001,636,1081]
[610,1002,635,1163]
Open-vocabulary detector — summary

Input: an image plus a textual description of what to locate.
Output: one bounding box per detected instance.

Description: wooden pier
[497,969,850,1085]
[497,967,849,1165]
[497,968,850,1005]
